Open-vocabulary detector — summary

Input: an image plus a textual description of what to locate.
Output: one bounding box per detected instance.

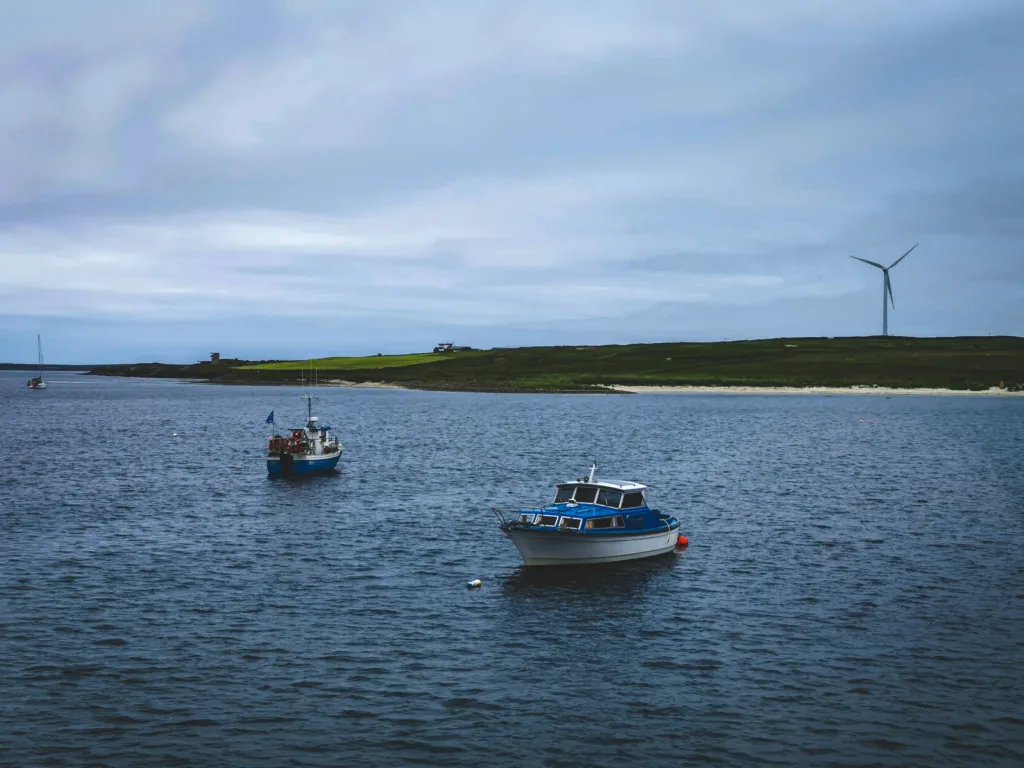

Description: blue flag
[266,410,274,424]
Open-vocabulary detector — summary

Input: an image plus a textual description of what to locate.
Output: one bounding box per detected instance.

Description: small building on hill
[433,343,473,353]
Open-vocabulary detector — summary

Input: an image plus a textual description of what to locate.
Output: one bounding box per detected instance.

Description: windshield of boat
[621,491,646,509]
[555,484,616,504]
[554,485,575,503]
[573,485,598,504]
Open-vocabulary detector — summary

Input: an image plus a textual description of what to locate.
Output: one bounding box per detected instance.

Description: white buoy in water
[467,579,482,589]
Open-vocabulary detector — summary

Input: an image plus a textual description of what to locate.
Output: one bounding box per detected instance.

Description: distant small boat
[494,463,680,566]
[27,335,46,389]
[266,393,342,477]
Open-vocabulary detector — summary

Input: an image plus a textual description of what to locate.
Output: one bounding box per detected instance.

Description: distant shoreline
[284,380,1024,396]
[60,372,1024,396]
[322,379,406,390]
[77,337,1024,394]
[210,379,1024,396]
[607,384,1024,397]
[0,365,91,371]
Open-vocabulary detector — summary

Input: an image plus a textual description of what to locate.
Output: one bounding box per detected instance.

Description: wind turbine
[849,243,918,336]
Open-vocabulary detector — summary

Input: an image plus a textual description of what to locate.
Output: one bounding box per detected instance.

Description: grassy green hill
[87,336,1024,392]
[237,352,460,371]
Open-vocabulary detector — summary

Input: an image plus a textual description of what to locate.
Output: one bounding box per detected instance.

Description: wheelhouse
[492,463,676,539]
[553,481,648,511]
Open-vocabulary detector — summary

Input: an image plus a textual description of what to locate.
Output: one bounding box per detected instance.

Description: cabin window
[518,513,536,524]
[621,492,645,509]
[554,486,575,503]
[573,486,598,504]
[558,517,582,530]
[586,516,624,530]
[596,488,623,508]
[537,515,559,526]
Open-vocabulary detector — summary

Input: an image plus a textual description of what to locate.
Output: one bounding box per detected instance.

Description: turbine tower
[849,243,918,336]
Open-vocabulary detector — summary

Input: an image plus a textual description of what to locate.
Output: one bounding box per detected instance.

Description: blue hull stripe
[267,455,341,475]
[502,519,679,538]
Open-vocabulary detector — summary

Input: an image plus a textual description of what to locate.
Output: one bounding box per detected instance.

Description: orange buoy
[676,535,689,548]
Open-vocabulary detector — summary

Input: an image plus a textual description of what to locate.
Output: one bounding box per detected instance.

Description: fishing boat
[265,393,342,477]
[493,463,681,566]
[27,334,46,389]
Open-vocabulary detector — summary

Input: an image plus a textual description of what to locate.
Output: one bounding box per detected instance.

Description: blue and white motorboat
[494,463,681,566]
[266,394,342,477]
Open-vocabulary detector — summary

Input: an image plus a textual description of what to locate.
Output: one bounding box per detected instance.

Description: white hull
[503,526,678,566]
[30,382,46,389]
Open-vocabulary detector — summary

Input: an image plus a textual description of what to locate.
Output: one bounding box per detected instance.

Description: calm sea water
[2,371,1022,767]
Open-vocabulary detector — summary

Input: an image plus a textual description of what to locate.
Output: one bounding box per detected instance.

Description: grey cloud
[1,0,1022,362]
[882,176,1024,239]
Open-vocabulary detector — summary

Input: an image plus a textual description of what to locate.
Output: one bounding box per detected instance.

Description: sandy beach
[306,380,1024,396]
[607,384,1024,396]
[324,379,406,389]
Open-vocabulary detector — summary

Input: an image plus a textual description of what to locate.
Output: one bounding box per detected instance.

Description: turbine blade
[888,242,919,269]
[886,272,895,309]
[848,255,885,269]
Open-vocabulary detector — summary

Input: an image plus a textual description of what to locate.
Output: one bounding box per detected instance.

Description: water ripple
[1,373,1022,766]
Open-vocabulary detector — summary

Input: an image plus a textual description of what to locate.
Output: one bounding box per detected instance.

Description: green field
[238,353,467,371]
[87,336,1024,392]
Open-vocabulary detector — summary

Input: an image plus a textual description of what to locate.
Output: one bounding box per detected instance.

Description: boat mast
[300,358,311,424]
[37,334,43,377]
[587,462,597,483]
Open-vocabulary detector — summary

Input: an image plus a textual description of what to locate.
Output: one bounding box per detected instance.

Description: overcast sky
[1,0,1022,363]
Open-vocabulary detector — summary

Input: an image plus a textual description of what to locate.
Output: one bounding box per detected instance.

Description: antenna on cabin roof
[587,462,597,483]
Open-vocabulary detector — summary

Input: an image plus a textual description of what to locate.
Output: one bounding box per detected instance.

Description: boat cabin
[508,479,663,534]
[268,415,339,458]
[553,480,648,510]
